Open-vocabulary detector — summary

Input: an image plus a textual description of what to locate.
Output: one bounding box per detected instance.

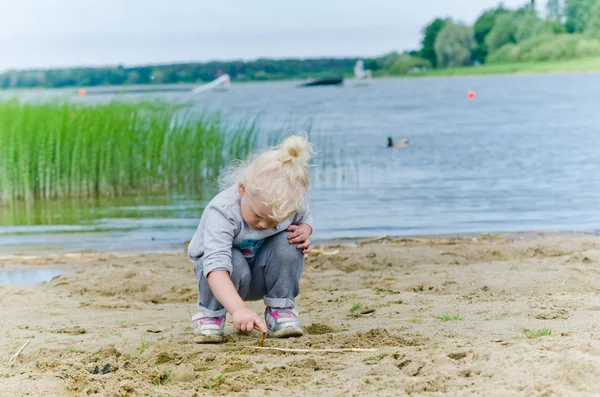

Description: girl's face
[238,182,278,230]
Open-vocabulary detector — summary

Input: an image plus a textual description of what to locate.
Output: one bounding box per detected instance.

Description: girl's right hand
[232,307,267,332]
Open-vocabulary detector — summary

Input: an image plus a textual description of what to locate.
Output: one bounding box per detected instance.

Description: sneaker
[265,307,304,338]
[192,314,225,343]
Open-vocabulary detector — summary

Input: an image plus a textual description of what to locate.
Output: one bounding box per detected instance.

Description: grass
[107,329,123,337]
[137,336,149,364]
[0,98,354,210]
[410,317,424,323]
[350,303,362,313]
[204,371,227,390]
[408,57,600,78]
[433,312,463,322]
[524,328,552,339]
[0,99,258,203]
[153,367,173,387]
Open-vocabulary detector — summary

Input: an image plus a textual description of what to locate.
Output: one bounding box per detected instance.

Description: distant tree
[485,13,518,53]
[546,0,564,21]
[0,58,365,89]
[549,20,568,34]
[370,52,402,70]
[126,71,140,85]
[388,55,432,74]
[515,11,554,42]
[472,7,509,63]
[420,18,449,68]
[434,21,476,68]
[365,60,380,71]
[585,2,600,38]
[565,0,596,33]
[474,8,507,45]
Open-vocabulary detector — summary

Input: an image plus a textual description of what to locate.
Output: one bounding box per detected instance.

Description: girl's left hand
[287,224,312,254]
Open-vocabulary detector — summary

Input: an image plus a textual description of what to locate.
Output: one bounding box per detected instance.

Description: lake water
[0,268,65,286]
[1,74,600,254]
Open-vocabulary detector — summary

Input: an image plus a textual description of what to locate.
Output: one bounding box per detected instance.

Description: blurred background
[1,0,598,254]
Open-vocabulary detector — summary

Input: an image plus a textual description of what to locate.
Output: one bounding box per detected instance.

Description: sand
[3,233,600,396]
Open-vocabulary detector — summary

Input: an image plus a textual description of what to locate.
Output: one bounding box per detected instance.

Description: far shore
[5,57,600,96]
[404,57,600,78]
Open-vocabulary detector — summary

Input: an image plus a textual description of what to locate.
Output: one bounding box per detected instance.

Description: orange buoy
[467,90,476,99]
[78,89,87,97]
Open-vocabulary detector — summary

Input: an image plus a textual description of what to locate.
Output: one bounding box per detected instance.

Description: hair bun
[279,135,313,164]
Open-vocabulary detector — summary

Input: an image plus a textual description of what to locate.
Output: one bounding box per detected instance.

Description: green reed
[0,100,258,202]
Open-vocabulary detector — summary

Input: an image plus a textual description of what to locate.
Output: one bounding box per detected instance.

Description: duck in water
[387,137,411,148]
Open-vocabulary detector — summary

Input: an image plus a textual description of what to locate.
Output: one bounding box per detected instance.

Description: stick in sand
[245,346,377,353]
[9,341,30,365]
[253,325,266,346]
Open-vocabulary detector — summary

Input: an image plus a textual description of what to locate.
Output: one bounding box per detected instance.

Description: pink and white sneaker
[192,313,225,343]
[265,307,304,338]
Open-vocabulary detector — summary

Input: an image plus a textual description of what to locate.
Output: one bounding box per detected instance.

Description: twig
[245,346,377,353]
[9,341,30,365]
[253,325,266,346]
[335,388,351,397]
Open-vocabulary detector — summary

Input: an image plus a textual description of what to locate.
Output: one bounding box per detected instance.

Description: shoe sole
[269,326,304,338]
[194,334,224,344]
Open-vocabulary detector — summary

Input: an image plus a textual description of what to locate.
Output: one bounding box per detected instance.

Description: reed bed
[0,100,258,202]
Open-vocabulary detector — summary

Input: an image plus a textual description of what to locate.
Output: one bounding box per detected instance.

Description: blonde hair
[220,134,315,222]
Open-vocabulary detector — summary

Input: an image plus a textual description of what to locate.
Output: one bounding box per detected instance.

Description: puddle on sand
[0,268,65,286]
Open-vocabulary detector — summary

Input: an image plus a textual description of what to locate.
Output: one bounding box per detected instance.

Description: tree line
[0,58,363,89]
[376,0,600,74]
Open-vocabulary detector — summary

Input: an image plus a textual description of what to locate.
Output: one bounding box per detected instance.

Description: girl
[188,135,314,342]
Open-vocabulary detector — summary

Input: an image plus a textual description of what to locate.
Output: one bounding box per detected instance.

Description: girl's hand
[231,307,266,332]
[287,224,312,254]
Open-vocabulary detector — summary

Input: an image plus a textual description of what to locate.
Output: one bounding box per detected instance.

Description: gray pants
[194,232,304,317]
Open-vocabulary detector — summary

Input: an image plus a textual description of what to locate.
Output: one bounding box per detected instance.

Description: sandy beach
[3,233,600,396]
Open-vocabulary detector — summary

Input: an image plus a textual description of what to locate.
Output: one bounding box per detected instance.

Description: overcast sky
[0,0,533,71]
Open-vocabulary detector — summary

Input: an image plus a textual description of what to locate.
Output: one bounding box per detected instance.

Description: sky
[0,0,534,71]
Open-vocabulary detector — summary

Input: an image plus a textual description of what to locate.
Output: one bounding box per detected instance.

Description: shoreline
[403,57,600,79]
[4,58,600,96]
[2,229,599,259]
[3,232,600,395]
[408,68,600,79]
